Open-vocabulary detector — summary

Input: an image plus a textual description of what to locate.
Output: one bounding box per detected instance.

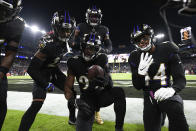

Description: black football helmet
[130,24,155,51]
[86,6,102,26]
[81,32,102,61]
[0,0,22,23]
[51,9,76,42]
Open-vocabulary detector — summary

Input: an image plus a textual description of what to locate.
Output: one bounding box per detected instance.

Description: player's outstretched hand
[138,52,153,76]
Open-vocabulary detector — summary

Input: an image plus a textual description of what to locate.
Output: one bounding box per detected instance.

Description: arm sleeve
[27,57,49,89]
[169,53,186,92]
[67,58,76,75]
[72,26,81,50]
[128,54,145,90]
[103,28,112,53]
[6,17,25,43]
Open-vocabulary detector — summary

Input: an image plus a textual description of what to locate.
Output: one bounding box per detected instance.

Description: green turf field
[3,110,195,131]
[7,73,196,80]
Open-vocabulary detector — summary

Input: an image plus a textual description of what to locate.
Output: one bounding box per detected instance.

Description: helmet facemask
[82,34,101,61]
[86,7,102,26]
[130,24,154,52]
[51,10,76,42]
[135,35,152,52]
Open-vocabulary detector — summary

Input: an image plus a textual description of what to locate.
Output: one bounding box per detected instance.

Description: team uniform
[67,53,126,131]
[18,32,74,130]
[0,17,24,129]
[74,22,112,53]
[128,41,189,131]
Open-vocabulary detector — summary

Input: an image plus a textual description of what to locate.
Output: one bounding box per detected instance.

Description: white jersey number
[79,75,89,90]
[145,63,167,86]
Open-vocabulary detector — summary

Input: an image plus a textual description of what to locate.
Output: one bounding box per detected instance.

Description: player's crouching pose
[64,33,126,131]
[18,9,76,131]
[128,24,189,131]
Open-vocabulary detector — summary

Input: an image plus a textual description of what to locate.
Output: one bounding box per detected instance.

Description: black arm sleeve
[104,39,112,53]
[27,57,49,88]
[72,27,81,50]
[103,28,112,53]
[128,54,145,90]
[169,54,186,92]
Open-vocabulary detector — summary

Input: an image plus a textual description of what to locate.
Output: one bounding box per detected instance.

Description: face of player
[84,45,96,58]
[136,35,151,49]
[58,27,72,40]
[89,13,101,26]
[136,35,152,51]
[83,43,100,61]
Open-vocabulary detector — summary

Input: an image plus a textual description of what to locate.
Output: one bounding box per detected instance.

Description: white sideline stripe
[7,91,196,130]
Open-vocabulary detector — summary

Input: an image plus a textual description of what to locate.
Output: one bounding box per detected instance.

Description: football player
[18,9,76,130]
[64,33,126,131]
[0,0,24,129]
[71,6,113,124]
[128,24,189,131]
[72,6,112,54]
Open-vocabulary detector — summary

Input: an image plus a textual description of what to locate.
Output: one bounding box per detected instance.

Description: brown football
[88,65,104,80]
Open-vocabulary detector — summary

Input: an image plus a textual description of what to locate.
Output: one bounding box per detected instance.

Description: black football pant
[19,67,66,131]
[76,87,126,131]
[143,94,189,131]
[0,76,8,130]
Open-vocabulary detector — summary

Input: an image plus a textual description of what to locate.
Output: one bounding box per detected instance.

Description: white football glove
[138,52,153,76]
[154,87,175,102]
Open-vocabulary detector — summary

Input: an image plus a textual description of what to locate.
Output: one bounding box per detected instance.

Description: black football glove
[69,96,93,118]
[89,75,112,90]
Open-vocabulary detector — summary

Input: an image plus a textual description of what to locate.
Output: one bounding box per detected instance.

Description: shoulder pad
[38,34,54,49]
[96,53,108,65]
[161,41,179,53]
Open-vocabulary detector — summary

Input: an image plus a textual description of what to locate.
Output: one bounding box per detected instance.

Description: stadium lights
[155,33,165,39]
[25,23,46,34]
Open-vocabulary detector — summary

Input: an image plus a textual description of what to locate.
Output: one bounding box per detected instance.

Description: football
[88,65,104,80]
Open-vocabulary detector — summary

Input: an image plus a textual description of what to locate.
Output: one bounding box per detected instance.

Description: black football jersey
[0,17,25,62]
[67,53,108,95]
[38,33,68,68]
[76,22,109,44]
[128,42,186,93]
